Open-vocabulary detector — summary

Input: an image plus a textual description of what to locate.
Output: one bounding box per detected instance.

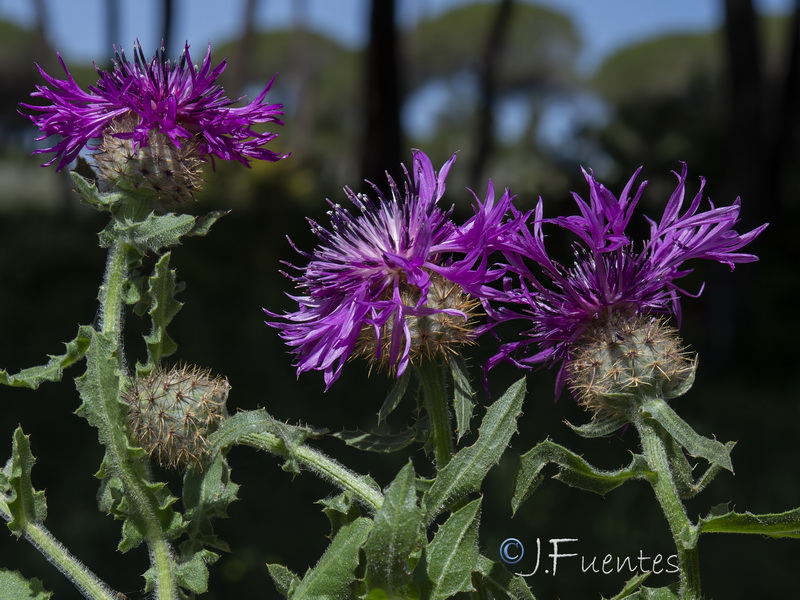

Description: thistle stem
[239,432,384,512]
[417,360,454,469]
[0,498,119,600]
[93,235,178,600]
[633,408,701,600]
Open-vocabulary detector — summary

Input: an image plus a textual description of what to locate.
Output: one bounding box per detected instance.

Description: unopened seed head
[123,364,230,470]
[567,313,695,418]
[92,114,204,206]
[355,272,480,372]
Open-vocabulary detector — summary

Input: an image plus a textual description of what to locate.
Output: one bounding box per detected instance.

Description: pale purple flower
[490,163,767,392]
[266,150,516,388]
[21,41,286,170]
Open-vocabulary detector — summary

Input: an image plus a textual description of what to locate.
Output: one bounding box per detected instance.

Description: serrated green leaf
[475,555,537,600]
[334,428,418,453]
[640,397,733,472]
[566,415,628,438]
[512,440,653,514]
[3,428,47,536]
[0,569,52,600]
[268,563,301,598]
[450,353,475,442]
[698,504,800,538]
[603,572,651,599]
[364,463,424,596]
[75,330,183,552]
[99,212,196,253]
[423,377,525,520]
[424,498,481,600]
[0,326,91,389]
[141,252,183,369]
[187,210,229,238]
[378,369,411,423]
[70,170,123,210]
[606,584,679,600]
[182,453,238,553]
[174,548,218,595]
[290,517,373,600]
[317,492,363,537]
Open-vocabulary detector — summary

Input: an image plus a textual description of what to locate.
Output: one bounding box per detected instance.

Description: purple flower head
[492,163,767,393]
[21,41,286,171]
[266,149,516,388]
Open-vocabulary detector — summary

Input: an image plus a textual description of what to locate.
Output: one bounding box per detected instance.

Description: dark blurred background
[1,0,799,598]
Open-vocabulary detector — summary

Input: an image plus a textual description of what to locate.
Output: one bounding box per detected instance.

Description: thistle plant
[2,39,799,600]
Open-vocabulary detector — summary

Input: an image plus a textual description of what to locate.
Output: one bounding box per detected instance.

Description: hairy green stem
[95,236,177,600]
[239,432,384,512]
[0,498,119,600]
[417,360,454,469]
[633,409,701,600]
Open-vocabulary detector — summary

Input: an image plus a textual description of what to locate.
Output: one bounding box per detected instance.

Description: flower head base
[493,163,766,395]
[568,313,695,418]
[267,149,516,388]
[123,365,230,470]
[21,41,286,192]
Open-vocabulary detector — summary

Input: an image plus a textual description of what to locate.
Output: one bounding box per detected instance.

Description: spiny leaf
[698,504,800,538]
[566,414,628,438]
[334,428,418,453]
[140,252,183,370]
[423,497,481,600]
[0,326,91,389]
[422,377,525,520]
[75,330,183,552]
[450,353,475,441]
[186,210,228,238]
[174,548,218,595]
[475,555,537,600]
[364,463,424,596]
[267,563,301,598]
[289,517,373,600]
[317,492,363,537]
[639,397,733,472]
[378,368,411,423]
[0,569,52,600]
[3,428,47,536]
[70,170,123,210]
[182,453,239,553]
[98,212,196,253]
[512,440,653,514]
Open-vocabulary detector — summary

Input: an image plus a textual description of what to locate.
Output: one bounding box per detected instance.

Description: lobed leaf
[70,170,123,210]
[364,463,424,596]
[0,569,52,600]
[0,326,92,390]
[289,517,373,599]
[475,555,537,599]
[2,428,47,536]
[639,397,733,472]
[512,440,653,514]
[378,369,411,423]
[698,504,800,538]
[450,353,475,441]
[422,497,481,600]
[566,414,628,438]
[140,252,183,370]
[422,377,526,520]
[267,563,301,598]
[334,428,418,453]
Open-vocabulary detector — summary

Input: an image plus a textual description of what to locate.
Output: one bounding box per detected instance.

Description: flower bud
[92,114,204,206]
[123,365,230,470]
[355,272,480,371]
[567,314,695,418]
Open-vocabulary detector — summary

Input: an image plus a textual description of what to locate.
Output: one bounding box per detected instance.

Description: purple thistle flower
[21,41,286,171]
[266,149,516,388]
[490,163,767,393]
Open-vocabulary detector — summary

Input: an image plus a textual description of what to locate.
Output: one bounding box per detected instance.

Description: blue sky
[0,0,793,72]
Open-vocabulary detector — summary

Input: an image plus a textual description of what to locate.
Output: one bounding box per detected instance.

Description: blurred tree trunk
[105,0,120,60]
[230,0,260,98]
[362,0,403,187]
[471,0,514,191]
[161,0,174,55]
[722,0,764,224]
